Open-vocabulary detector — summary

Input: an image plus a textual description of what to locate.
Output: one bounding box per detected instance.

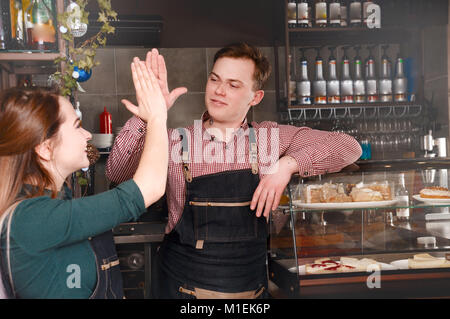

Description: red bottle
[100,107,112,134]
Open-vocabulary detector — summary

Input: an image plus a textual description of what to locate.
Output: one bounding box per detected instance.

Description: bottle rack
[281,103,422,124]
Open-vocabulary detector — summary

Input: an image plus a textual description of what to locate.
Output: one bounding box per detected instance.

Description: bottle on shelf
[349,0,362,27]
[393,54,408,102]
[0,0,9,50]
[379,45,393,102]
[327,46,340,104]
[297,0,310,28]
[362,0,373,26]
[287,0,298,28]
[329,0,341,27]
[365,45,378,103]
[353,45,366,103]
[359,139,372,160]
[288,54,298,105]
[395,173,410,221]
[313,47,327,104]
[100,107,112,134]
[314,0,327,28]
[297,48,312,105]
[8,0,26,50]
[340,0,348,27]
[340,46,354,103]
[27,0,57,51]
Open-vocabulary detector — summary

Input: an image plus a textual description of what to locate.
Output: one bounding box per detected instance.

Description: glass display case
[269,159,450,298]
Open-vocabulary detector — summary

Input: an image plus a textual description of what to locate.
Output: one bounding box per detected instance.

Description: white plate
[291,199,398,210]
[412,194,450,204]
[289,263,397,275]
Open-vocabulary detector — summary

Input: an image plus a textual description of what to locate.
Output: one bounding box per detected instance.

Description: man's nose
[215,82,226,95]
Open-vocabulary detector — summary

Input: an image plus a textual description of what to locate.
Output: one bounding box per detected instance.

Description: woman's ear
[250,90,265,107]
[34,139,53,162]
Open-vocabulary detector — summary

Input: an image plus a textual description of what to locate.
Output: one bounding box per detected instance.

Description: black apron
[156,126,269,298]
[88,230,124,299]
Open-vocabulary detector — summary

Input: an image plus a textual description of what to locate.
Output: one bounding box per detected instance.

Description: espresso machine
[420,130,448,158]
[420,130,450,220]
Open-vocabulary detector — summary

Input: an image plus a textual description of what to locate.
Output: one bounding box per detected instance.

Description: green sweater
[1,180,145,299]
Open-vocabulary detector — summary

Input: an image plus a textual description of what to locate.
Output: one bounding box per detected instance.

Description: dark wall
[86,0,284,48]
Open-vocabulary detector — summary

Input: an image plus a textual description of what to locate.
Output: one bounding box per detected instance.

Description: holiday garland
[53,0,117,97]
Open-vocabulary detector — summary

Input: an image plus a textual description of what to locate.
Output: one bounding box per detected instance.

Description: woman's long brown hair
[0,87,62,215]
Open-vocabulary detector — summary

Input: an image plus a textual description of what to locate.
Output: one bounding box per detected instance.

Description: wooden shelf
[288,26,413,46]
[0,52,61,61]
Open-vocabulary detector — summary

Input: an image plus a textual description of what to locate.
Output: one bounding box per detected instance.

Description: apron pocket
[190,201,258,242]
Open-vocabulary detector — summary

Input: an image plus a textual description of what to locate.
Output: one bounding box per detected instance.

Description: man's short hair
[213,43,271,91]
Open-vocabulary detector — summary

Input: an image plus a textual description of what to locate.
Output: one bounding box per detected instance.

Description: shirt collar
[201,111,249,130]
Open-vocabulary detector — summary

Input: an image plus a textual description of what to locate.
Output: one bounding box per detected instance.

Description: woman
[0,58,167,298]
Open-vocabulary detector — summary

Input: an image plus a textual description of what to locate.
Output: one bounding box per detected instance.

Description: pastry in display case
[269,159,450,298]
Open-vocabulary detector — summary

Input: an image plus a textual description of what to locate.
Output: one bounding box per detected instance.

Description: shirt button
[138,128,144,133]
[304,172,309,176]
[127,150,132,155]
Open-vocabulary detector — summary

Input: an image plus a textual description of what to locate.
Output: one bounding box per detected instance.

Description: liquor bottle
[340,46,354,103]
[362,0,373,26]
[313,48,327,104]
[8,0,26,49]
[379,45,393,102]
[365,45,378,103]
[297,48,312,105]
[329,0,341,27]
[287,0,298,28]
[395,173,410,220]
[353,46,366,103]
[288,54,297,105]
[315,0,327,28]
[340,0,348,27]
[327,46,340,104]
[0,0,9,50]
[27,0,56,51]
[297,0,310,28]
[349,0,362,27]
[393,54,408,102]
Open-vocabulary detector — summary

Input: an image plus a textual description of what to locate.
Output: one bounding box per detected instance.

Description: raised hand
[122,57,167,123]
[146,48,188,110]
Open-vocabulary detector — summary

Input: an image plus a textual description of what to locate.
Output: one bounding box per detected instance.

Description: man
[106,43,362,298]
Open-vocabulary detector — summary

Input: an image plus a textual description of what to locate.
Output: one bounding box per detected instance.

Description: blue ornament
[73,66,92,82]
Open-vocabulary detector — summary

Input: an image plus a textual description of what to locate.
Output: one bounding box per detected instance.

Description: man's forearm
[105,116,146,184]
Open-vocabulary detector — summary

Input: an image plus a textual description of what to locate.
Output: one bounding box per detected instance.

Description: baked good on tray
[305,257,381,274]
[408,253,450,269]
[302,181,391,203]
[419,186,450,199]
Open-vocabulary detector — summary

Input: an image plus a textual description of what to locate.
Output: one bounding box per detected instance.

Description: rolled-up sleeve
[258,121,362,177]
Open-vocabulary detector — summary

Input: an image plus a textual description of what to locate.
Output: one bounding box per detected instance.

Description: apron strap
[248,126,258,175]
[177,128,192,183]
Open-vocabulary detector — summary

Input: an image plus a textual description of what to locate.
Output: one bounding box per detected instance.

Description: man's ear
[34,139,53,162]
[250,90,265,107]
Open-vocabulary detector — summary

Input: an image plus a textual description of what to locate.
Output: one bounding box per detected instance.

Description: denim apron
[156,126,268,299]
[88,230,124,299]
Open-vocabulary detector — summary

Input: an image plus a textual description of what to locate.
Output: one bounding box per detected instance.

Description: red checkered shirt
[105,114,362,233]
